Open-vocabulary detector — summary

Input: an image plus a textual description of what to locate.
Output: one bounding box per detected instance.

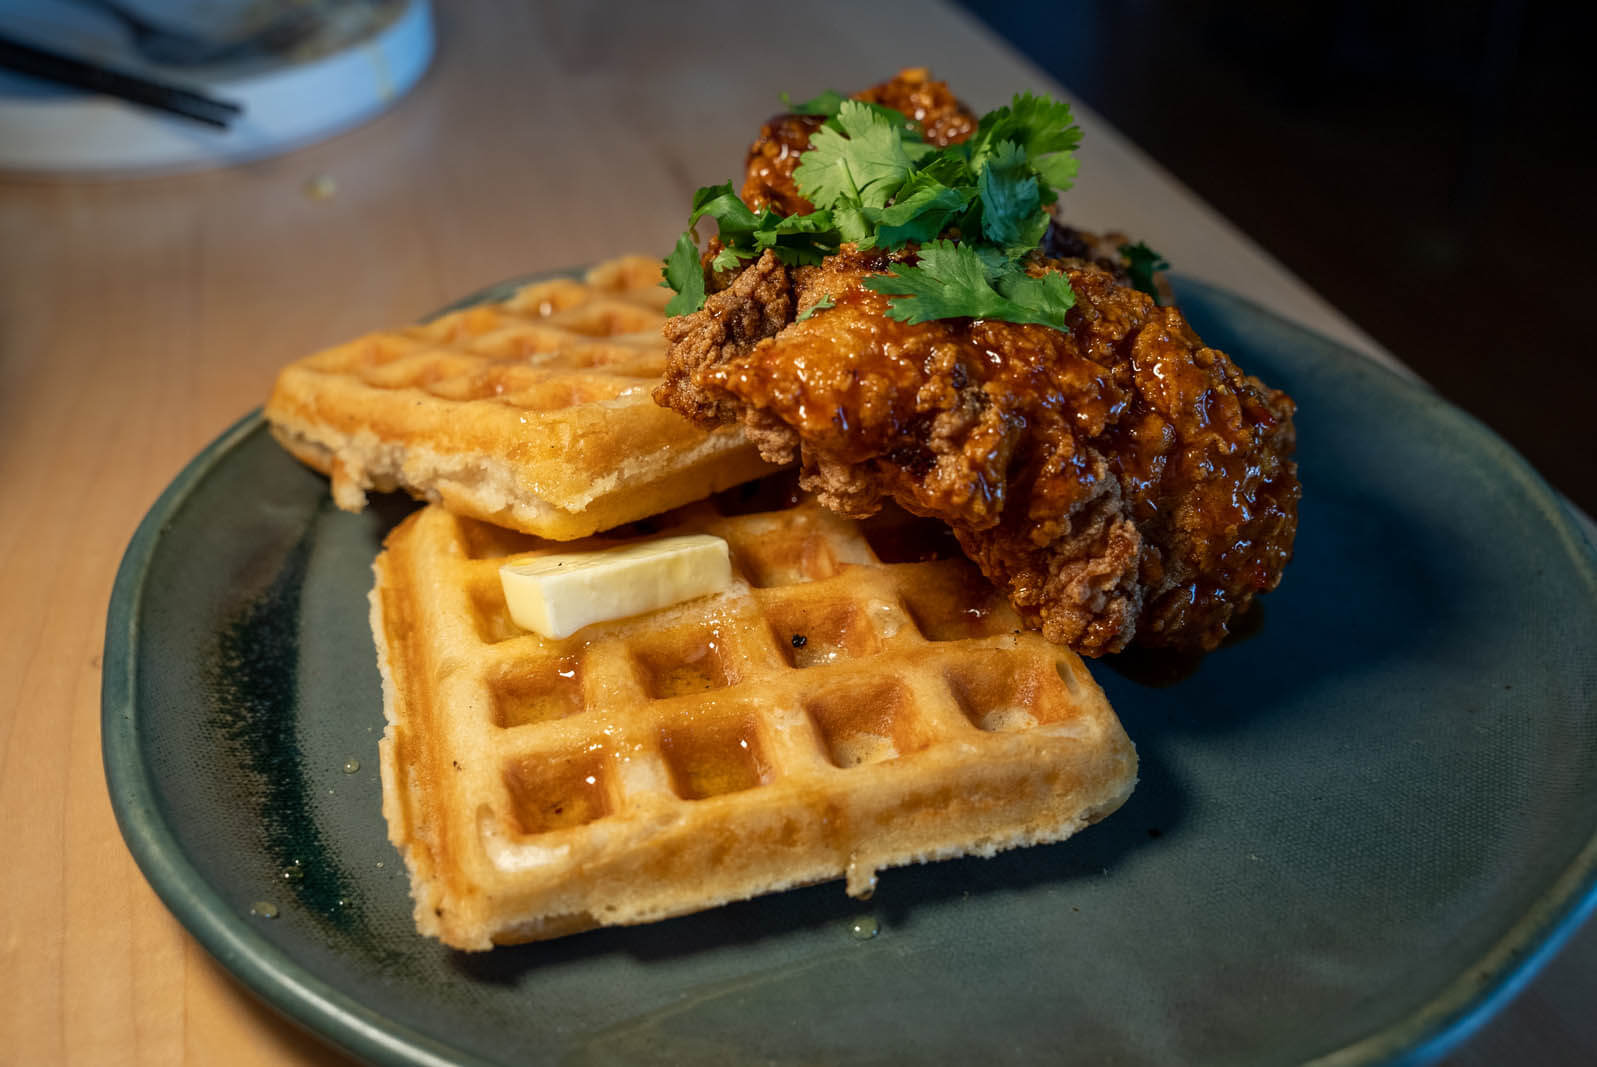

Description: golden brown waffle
[266,256,778,541]
[373,479,1138,949]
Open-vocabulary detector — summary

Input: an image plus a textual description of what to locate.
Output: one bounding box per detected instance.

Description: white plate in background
[0,0,433,174]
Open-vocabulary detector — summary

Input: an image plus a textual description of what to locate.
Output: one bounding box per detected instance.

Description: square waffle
[266,256,778,541]
[373,478,1138,949]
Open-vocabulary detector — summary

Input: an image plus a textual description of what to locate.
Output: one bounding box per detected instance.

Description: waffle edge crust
[373,493,1138,950]
[264,256,779,542]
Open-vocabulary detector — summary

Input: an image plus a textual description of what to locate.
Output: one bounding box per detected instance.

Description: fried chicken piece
[657,249,1299,656]
[743,68,977,215]
[856,67,977,146]
[742,113,827,217]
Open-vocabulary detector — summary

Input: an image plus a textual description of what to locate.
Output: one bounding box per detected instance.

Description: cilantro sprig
[860,241,1075,327]
[662,232,706,316]
[1118,241,1170,301]
[790,102,932,210]
[663,90,1086,330]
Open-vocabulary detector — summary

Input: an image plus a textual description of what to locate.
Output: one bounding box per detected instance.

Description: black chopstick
[0,31,242,129]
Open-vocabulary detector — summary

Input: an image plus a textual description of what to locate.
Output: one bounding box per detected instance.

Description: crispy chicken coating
[657,249,1299,655]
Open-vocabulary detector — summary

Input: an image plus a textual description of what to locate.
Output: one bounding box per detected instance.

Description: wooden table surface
[2,3,1591,1063]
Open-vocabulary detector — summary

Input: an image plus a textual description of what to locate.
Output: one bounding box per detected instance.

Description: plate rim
[101,409,484,1067]
[101,273,1597,1066]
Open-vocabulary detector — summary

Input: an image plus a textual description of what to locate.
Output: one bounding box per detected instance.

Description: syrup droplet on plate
[849,916,879,941]
[250,901,279,919]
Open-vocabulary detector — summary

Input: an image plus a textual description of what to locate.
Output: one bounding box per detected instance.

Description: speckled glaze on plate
[103,275,1597,1066]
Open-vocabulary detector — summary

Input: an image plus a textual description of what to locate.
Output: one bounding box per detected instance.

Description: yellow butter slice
[498,534,732,639]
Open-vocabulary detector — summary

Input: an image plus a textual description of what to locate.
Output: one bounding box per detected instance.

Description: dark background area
[960,0,1595,517]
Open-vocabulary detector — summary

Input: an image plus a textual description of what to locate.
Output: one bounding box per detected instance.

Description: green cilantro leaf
[860,241,993,323]
[915,150,976,190]
[976,141,1048,255]
[861,240,1075,330]
[1030,150,1079,198]
[793,100,920,210]
[1006,91,1083,155]
[1118,241,1170,300]
[874,171,969,247]
[970,242,1014,278]
[830,200,875,247]
[762,209,840,264]
[993,266,1076,321]
[710,244,751,273]
[795,294,836,322]
[688,182,761,237]
[969,91,1082,199]
[662,232,707,316]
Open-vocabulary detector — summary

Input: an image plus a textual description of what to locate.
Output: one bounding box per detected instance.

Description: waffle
[373,478,1138,949]
[266,256,778,541]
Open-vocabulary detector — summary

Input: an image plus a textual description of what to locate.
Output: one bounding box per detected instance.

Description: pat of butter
[499,534,732,639]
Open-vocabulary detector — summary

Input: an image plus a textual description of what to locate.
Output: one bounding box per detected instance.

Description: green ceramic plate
[104,276,1597,1066]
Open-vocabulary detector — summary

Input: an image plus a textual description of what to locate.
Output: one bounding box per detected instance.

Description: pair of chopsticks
[0,32,241,128]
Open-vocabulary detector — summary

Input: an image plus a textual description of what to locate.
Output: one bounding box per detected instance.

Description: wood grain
[0,2,1589,1062]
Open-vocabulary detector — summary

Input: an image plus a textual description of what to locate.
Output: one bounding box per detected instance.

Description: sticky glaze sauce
[705,259,1299,652]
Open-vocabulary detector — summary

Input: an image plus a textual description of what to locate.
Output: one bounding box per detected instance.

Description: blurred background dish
[0,0,433,174]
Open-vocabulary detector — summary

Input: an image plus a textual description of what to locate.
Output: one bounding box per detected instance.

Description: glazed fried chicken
[662,68,1298,654]
[656,248,1299,656]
